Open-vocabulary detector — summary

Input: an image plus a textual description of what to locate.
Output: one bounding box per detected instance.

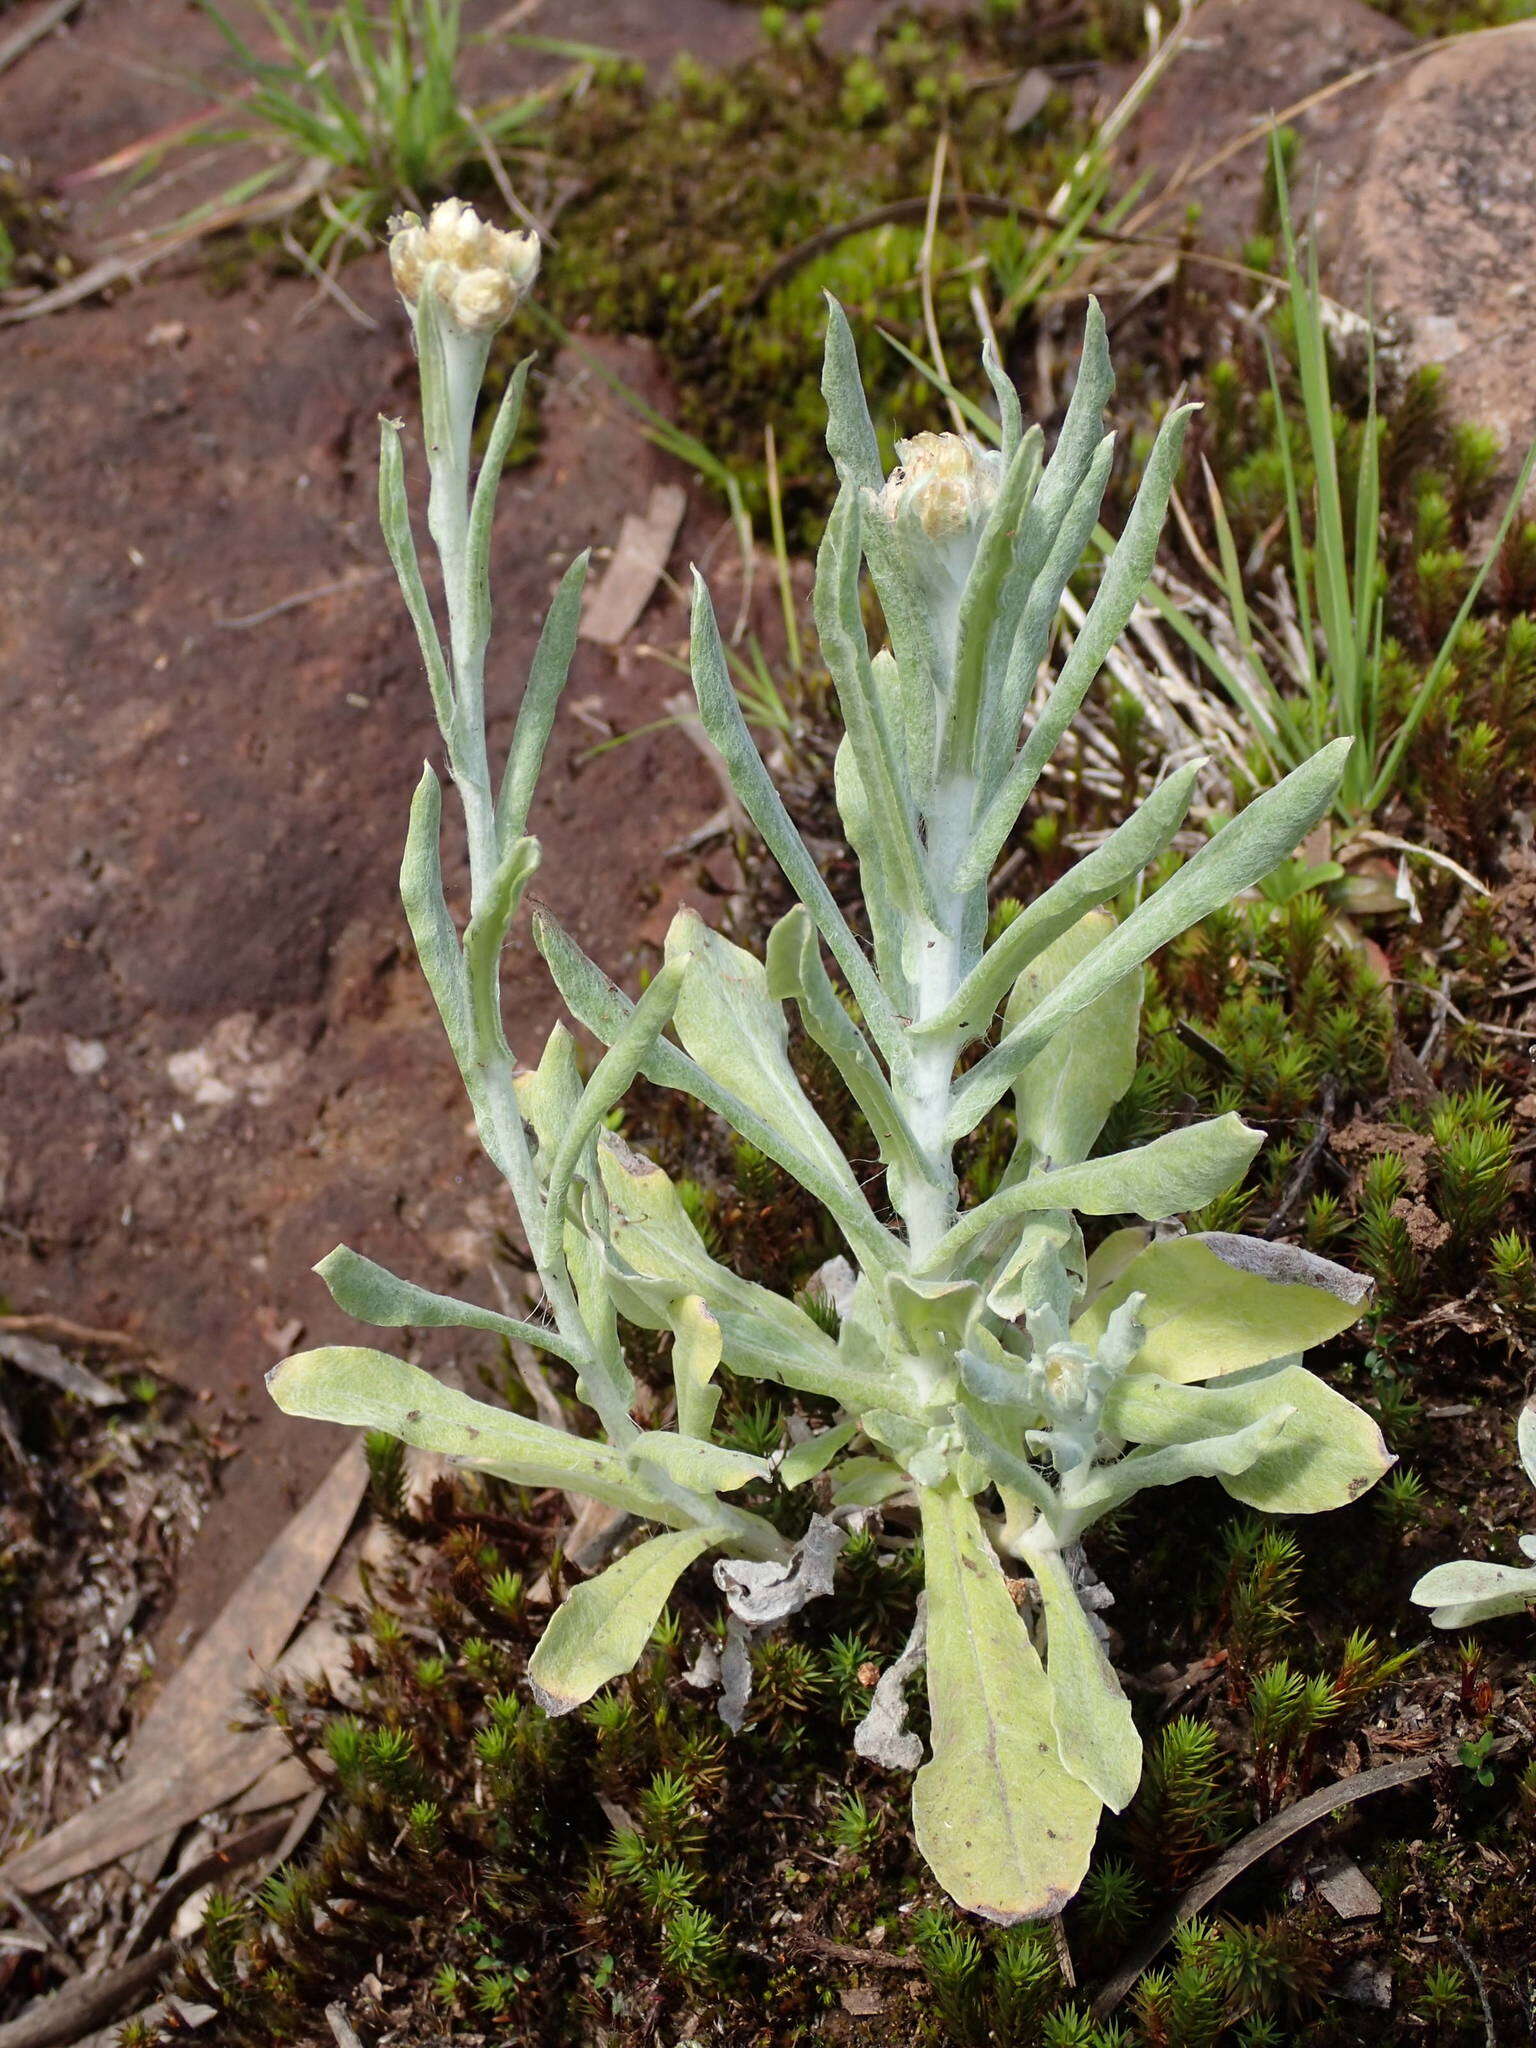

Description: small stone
[1313,1853,1382,1920]
[1338,1958,1393,2009]
[63,1036,107,1077]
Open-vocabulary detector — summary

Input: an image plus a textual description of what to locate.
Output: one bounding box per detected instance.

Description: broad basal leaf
[1072,1233,1372,1382]
[912,1486,1100,1923]
[1104,1359,1394,1511]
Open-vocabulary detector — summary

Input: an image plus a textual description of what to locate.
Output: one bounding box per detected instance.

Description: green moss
[524,7,1142,537]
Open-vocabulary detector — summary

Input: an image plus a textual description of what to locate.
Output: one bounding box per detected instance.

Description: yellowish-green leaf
[912,1486,1100,1923]
[1072,1233,1371,1382]
[670,1294,723,1441]
[528,1529,716,1714]
[1105,1361,1393,1510]
[1028,1545,1141,1811]
[1005,912,1140,1170]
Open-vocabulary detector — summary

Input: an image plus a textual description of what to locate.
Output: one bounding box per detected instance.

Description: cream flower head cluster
[387,199,541,337]
[876,431,1002,541]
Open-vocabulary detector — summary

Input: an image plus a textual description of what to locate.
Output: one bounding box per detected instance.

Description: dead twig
[1446,1927,1498,2048]
[746,192,1273,312]
[1092,1743,1514,2017]
[0,0,84,79]
[214,567,390,631]
[1263,1076,1338,1238]
[0,1886,76,1980]
[0,1335,122,1408]
[792,1933,923,1975]
[0,1943,175,2048]
[123,1815,289,1957]
[0,1315,140,1354]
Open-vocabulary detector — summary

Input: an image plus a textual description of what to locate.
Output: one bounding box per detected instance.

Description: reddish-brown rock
[1341,24,1536,467]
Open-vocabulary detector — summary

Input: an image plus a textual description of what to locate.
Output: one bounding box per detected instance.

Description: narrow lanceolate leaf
[266,1347,661,1515]
[533,905,896,1264]
[540,953,688,1267]
[590,1135,881,1410]
[1003,917,1146,1187]
[400,765,469,1058]
[814,489,935,917]
[1024,297,1113,555]
[316,1245,582,1366]
[912,1486,1100,1923]
[932,1112,1248,1277]
[948,427,1043,776]
[820,293,883,493]
[981,434,1115,801]
[1105,1362,1394,1512]
[1073,1232,1372,1383]
[495,549,590,849]
[930,764,1200,1044]
[778,1418,858,1488]
[689,572,902,1057]
[379,421,454,736]
[665,909,893,1269]
[833,733,915,1010]
[1003,914,1141,1173]
[462,356,533,718]
[627,1430,771,1495]
[1065,1411,1297,1531]
[528,1529,717,1715]
[1027,1544,1141,1811]
[962,403,1194,882]
[945,740,1353,1140]
[515,1023,584,1162]
[982,332,1023,463]
[990,1113,1264,1225]
[765,905,925,1183]
[462,834,540,1056]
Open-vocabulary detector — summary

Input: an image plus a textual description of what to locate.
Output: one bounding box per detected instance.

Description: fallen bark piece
[578,482,687,645]
[0,1942,175,2048]
[1,1445,365,1895]
[0,1335,121,1408]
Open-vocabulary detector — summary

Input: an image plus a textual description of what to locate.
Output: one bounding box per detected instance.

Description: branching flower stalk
[269,199,1392,1924]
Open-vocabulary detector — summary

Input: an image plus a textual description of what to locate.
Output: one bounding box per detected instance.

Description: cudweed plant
[1411,1403,1536,1628]
[268,199,1391,1923]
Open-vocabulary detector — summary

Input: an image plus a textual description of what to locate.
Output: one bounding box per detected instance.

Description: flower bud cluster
[877,431,1003,543]
[388,199,540,337]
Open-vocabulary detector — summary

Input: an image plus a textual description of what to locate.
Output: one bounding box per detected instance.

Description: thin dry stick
[0,1944,176,2048]
[458,97,556,243]
[215,567,391,631]
[0,1313,140,1353]
[0,0,84,78]
[918,131,965,438]
[280,228,380,332]
[0,164,331,327]
[746,194,1272,311]
[1091,1745,1511,2017]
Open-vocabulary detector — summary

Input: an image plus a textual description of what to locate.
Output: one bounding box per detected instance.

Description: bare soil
[0,0,818,1651]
